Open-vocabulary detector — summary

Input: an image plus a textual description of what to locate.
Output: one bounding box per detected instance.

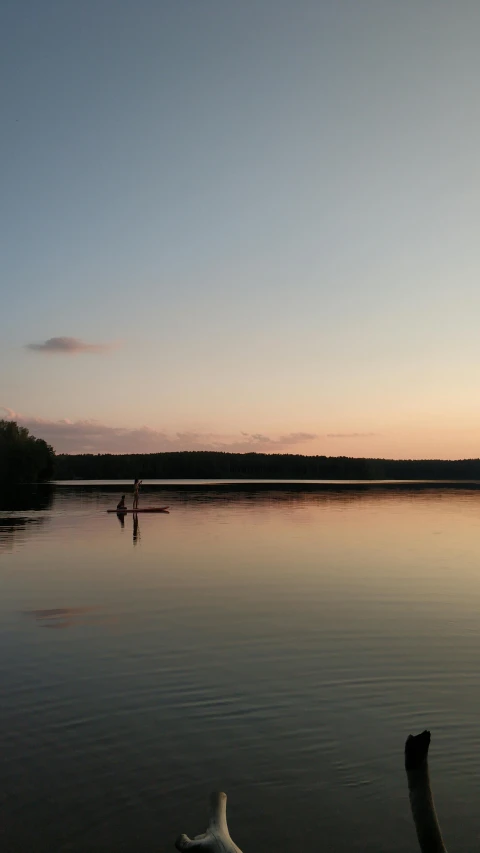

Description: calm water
[2,482,480,853]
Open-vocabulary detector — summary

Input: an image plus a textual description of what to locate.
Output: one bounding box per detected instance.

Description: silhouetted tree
[0,420,55,483]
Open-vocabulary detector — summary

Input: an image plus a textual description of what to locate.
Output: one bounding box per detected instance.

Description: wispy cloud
[212,432,318,454]
[0,409,318,455]
[326,432,377,438]
[25,336,117,355]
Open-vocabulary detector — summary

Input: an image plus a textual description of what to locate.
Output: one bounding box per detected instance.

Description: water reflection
[115,511,141,545]
[0,517,47,553]
[23,607,98,629]
[55,479,480,513]
[0,484,53,552]
[133,513,140,545]
[0,483,53,512]
[5,483,480,853]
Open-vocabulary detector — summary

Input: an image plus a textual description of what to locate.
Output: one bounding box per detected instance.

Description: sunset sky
[2,1,480,459]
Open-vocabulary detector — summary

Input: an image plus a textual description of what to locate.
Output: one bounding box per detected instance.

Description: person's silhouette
[133,479,142,510]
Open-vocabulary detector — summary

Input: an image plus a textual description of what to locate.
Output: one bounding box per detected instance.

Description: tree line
[0,420,55,483]
[53,450,480,481]
[3,417,480,482]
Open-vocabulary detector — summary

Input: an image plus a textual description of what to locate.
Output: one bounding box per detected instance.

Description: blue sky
[2,1,480,457]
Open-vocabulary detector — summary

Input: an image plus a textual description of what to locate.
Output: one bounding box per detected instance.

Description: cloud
[326,432,377,438]
[213,432,318,454]
[25,336,116,355]
[0,409,318,455]
[279,432,318,445]
[1,407,16,420]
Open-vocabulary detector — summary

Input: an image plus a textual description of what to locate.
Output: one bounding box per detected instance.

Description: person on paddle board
[117,494,126,511]
[133,479,142,510]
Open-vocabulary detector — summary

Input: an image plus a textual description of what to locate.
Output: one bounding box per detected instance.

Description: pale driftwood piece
[176,792,243,853]
[405,730,447,853]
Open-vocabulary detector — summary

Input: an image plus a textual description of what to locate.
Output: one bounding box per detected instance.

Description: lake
[2,481,480,853]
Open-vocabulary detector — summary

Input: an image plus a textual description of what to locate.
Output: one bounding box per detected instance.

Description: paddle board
[108,507,169,513]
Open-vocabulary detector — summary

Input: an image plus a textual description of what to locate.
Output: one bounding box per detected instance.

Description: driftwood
[176,731,445,853]
[176,792,243,853]
[405,731,447,853]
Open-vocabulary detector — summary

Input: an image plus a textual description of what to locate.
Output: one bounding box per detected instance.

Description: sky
[2,0,480,459]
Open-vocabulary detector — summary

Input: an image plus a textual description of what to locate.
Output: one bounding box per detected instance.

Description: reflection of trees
[0,484,54,512]
[0,517,47,553]
[59,481,474,516]
[0,485,53,553]
[148,483,464,511]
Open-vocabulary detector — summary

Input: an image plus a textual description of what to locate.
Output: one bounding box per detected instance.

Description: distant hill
[53,450,480,481]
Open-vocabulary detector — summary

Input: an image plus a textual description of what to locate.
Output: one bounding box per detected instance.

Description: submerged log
[176,731,446,853]
[176,792,243,853]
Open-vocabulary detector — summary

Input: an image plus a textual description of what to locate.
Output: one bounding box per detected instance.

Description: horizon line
[54,449,480,464]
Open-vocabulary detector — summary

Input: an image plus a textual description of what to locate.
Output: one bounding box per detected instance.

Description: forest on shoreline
[1,420,54,483]
[53,450,480,481]
[4,417,480,482]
